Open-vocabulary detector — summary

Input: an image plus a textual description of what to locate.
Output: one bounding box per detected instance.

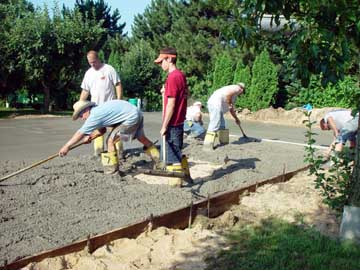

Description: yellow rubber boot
[218,129,229,145]
[115,140,124,160]
[203,131,217,150]
[145,144,160,163]
[101,151,118,174]
[181,155,193,184]
[166,164,183,187]
[93,136,104,156]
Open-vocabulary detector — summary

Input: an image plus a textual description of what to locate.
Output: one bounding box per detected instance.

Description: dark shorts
[161,124,184,164]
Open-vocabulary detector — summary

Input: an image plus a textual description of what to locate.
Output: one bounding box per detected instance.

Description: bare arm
[225,91,240,125]
[59,131,85,157]
[115,82,123,99]
[327,117,339,137]
[324,117,338,157]
[80,90,89,101]
[160,97,176,136]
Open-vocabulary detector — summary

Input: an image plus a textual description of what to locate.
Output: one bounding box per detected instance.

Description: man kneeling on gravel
[59,100,159,174]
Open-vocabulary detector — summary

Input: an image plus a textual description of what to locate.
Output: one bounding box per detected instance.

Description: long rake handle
[0,142,86,183]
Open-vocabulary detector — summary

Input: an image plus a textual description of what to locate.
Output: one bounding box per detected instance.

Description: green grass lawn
[205,218,360,270]
[0,108,71,118]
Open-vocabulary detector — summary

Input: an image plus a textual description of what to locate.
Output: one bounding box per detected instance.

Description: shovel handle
[237,123,248,138]
[0,141,87,183]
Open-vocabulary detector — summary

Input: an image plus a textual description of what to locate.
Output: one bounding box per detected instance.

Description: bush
[291,75,360,109]
[247,49,278,111]
[233,62,251,109]
[211,52,234,93]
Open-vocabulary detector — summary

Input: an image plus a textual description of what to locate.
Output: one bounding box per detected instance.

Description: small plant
[303,110,353,211]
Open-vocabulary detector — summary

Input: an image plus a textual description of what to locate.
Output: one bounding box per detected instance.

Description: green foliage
[187,74,212,106]
[211,52,235,92]
[107,49,121,75]
[303,111,353,211]
[247,49,278,111]
[292,75,360,109]
[242,0,360,85]
[120,39,162,110]
[4,3,104,110]
[205,217,360,270]
[233,62,252,109]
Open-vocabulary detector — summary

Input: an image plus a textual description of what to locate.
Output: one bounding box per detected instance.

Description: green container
[128,98,137,106]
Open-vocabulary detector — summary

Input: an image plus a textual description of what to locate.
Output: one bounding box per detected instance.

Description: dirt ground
[0,106,338,267]
[23,170,340,270]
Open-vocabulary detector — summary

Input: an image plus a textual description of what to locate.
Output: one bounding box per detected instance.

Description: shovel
[0,141,88,183]
[237,122,248,138]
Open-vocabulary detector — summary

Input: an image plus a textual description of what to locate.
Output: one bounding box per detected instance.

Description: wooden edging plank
[2,165,309,270]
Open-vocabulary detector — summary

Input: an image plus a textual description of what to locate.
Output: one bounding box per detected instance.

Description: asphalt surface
[0,112,331,162]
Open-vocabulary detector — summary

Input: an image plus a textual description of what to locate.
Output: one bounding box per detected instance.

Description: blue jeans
[161,125,184,164]
[207,104,226,132]
[336,114,358,145]
[184,120,205,137]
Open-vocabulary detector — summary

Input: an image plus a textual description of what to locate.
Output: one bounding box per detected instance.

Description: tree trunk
[42,81,50,113]
[349,115,360,206]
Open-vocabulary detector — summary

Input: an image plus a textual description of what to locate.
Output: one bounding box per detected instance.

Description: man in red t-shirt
[154,47,190,185]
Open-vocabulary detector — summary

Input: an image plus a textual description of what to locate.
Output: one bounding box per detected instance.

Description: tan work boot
[218,129,229,145]
[144,144,160,164]
[115,140,124,160]
[181,155,193,184]
[101,151,119,174]
[166,164,183,187]
[93,136,104,156]
[203,131,217,150]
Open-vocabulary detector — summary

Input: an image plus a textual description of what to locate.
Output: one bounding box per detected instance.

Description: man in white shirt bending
[320,109,358,156]
[203,83,245,150]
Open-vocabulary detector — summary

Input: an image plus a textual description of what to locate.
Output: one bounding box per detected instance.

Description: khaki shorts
[108,115,144,142]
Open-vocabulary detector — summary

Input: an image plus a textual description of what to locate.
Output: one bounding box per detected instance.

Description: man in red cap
[154,47,190,186]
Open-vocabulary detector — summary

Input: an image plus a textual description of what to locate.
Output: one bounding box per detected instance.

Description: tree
[0,0,34,98]
[6,5,104,111]
[120,39,162,110]
[233,62,252,109]
[242,0,360,206]
[248,49,278,111]
[211,52,234,92]
[74,0,126,52]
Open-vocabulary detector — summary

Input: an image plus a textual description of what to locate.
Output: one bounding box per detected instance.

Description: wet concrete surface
[0,114,329,263]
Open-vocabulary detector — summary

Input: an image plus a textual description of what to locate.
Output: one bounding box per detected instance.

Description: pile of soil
[238,107,343,126]
[24,170,339,270]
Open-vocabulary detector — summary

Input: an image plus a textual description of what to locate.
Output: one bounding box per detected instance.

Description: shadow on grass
[205,217,360,270]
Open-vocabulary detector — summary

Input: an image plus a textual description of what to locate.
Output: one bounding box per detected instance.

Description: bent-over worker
[184,101,205,138]
[204,83,245,149]
[320,109,358,156]
[59,100,159,174]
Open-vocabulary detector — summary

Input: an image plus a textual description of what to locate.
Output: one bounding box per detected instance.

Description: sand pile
[238,107,344,126]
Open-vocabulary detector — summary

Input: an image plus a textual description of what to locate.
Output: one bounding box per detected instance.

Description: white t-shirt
[186,105,201,121]
[207,85,241,113]
[81,64,121,105]
[324,110,353,131]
